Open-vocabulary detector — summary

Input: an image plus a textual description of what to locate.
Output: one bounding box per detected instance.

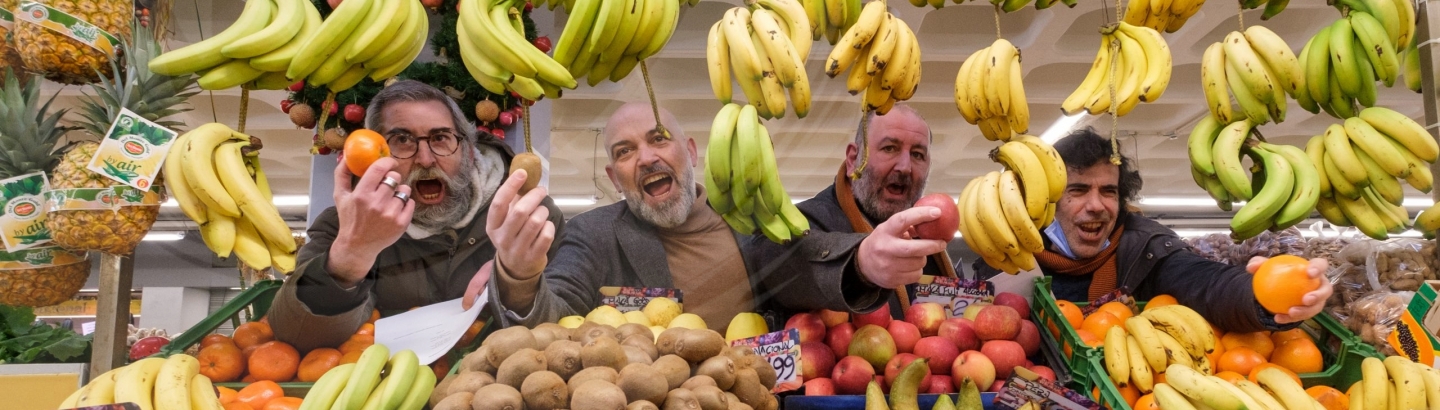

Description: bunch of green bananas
[1299,108,1437,240]
[548,0,681,89]
[1060,22,1172,117]
[1347,356,1440,410]
[958,136,1066,274]
[302,346,435,410]
[149,0,429,93]
[1102,306,1222,394]
[1297,2,1415,118]
[458,0,579,100]
[954,39,1030,141]
[1189,119,1319,240]
[1199,26,1302,126]
[707,0,814,120]
[1239,0,1292,20]
[59,355,224,410]
[1121,0,1206,32]
[823,0,922,115]
[800,0,860,44]
[704,104,810,244]
[165,123,299,274]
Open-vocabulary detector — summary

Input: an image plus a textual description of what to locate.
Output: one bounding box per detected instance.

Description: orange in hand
[297,348,343,382]
[248,341,301,382]
[1253,255,1320,314]
[235,380,283,410]
[343,129,390,176]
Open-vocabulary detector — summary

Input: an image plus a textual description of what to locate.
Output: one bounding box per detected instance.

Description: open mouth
[415,179,445,203]
[884,182,908,197]
[642,174,674,198]
[1076,221,1106,238]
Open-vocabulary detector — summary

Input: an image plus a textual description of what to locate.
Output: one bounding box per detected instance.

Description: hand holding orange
[343,129,391,176]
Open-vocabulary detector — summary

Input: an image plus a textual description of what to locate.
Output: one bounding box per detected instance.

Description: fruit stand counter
[0,363,86,409]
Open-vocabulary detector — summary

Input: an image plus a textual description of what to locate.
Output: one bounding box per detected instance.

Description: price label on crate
[914,276,995,318]
[597,287,682,312]
[993,368,1100,410]
[732,328,802,393]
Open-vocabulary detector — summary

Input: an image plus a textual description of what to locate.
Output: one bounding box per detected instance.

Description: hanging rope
[237,87,249,134]
[1107,33,1122,165]
[994,3,1003,40]
[319,92,336,138]
[639,60,670,139]
[850,112,874,180]
[1237,0,1245,30]
[522,103,533,153]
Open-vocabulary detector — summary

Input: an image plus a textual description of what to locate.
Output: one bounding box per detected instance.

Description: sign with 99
[732,328,803,393]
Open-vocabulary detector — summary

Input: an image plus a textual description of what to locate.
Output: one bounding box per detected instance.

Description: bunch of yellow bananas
[1297,4,1416,119]
[1188,118,1321,240]
[148,0,429,93]
[704,104,810,244]
[457,0,579,100]
[1347,356,1440,410]
[1297,108,1437,240]
[164,123,298,274]
[549,0,682,88]
[1200,26,1302,125]
[1101,305,1219,395]
[954,39,1030,141]
[707,0,814,119]
[58,355,224,410]
[958,136,1066,274]
[1121,0,1206,32]
[302,346,433,410]
[800,0,861,44]
[823,0,922,115]
[1061,22,1172,117]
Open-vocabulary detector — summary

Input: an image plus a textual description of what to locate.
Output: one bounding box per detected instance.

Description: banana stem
[851,111,873,180]
[1107,36,1122,165]
[640,60,671,139]
[993,3,1002,40]
[1237,0,1245,30]
[523,103,533,153]
[319,92,336,139]
[238,87,249,134]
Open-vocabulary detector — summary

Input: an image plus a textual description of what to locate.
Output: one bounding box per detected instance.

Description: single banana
[750,31,789,118]
[1330,18,1364,98]
[200,207,236,258]
[1384,356,1426,410]
[1263,143,1320,229]
[1359,107,1440,162]
[373,350,419,410]
[1225,52,1272,124]
[1349,11,1400,86]
[153,354,199,410]
[300,363,358,410]
[1200,42,1237,123]
[213,141,297,252]
[1392,138,1435,193]
[1165,365,1247,410]
[1223,31,1280,109]
[1304,25,1335,105]
[1325,123,1371,186]
[998,171,1044,253]
[77,368,121,406]
[1105,326,1132,388]
[976,171,1021,257]
[148,0,273,75]
[1356,147,1404,205]
[722,9,765,85]
[995,142,1049,220]
[986,39,1018,116]
[731,105,761,216]
[182,124,244,217]
[707,103,742,194]
[114,358,167,410]
[1233,379,1288,410]
[233,218,273,271]
[395,360,436,410]
[1334,187,1389,239]
[197,59,267,91]
[1126,335,1154,393]
[1418,365,1440,410]
[1306,135,1334,198]
[751,9,802,88]
[1243,25,1304,96]
[334,344,391,410]
[1005,52,1029,133]
[1346,117,1412,178]
[1212,119,1255,200]
[1255,367,1323,410]
[1155,331,1195,368]
[1124,316,1169,373]
[1188,115,1223,176]
[189,375,224,410]
[1193,165,1235,211]
[1111,30,1147,116]
[1154,383,1200,410]
[1317,196,1352,225]
[164,125,210,225]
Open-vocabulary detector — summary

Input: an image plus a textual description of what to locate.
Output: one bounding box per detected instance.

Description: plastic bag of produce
[1184,233,1232,264]
[1334,291,1415,356]
[1358,239,1435,292]
[1304,221,1356,267]
[1224,226,1306,266]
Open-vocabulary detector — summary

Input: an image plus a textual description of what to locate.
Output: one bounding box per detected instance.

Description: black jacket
[974,213,1293,333]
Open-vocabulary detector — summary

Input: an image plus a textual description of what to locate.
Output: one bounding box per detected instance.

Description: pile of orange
[1216,327,1324,377]
[1051,298,1139,354]
[196,309,383,383]
[217,381,303,410]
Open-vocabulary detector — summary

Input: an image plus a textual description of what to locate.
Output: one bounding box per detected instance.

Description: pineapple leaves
[75,21,198,138]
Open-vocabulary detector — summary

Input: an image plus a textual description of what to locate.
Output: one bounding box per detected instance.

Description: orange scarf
[1034,224,1125,301]
[833,167,956,307]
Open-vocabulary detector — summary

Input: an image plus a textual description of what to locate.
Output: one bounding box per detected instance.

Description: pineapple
[0,68,91,307]
[0,0,25,76]
[12,0,131,84]
[46,21,195,255]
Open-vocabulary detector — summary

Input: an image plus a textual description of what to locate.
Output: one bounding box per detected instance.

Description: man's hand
[328,157,414,287]
[1247,256,1334,324]
[462,261,494,310]
[856,207,949,289]
[485,170,557,281]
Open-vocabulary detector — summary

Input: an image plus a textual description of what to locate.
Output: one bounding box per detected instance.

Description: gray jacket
[488,201,889,327]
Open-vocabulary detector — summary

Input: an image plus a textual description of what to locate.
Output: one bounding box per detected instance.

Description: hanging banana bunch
[958,136,1067,274]
[1296,6,1413,119]
[1121,0,1206,32]
[705,104,811,244]
[707,0,815,119]
[1060,22,1172,117]
[823,0,923,115]
[955,39,1030,141]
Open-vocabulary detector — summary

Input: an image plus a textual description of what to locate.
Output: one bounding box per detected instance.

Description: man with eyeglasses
[468,103,947,332]
[269,81,565,352]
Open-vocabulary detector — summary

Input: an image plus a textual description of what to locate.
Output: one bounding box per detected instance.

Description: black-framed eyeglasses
[387,131,463,159]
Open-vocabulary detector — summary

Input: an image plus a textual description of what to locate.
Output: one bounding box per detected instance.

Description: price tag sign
[914,276,996,318]
[86,108,178,191]
[598,287,682,312]
[732,328,802,393]
[0,172,52,251]
[993,368,1100,410]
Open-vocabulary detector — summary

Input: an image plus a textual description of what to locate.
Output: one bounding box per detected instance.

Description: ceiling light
[1040,114,1086,143]
[142,232,185,242]
[1404,197,1435,207]
[553,196,598,206]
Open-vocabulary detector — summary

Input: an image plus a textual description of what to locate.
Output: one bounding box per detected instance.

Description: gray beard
[851,167,924,222]
[626,167,697,229]
[407,157,477,232]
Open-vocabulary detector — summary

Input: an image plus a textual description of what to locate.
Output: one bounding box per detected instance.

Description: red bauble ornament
[492,128,506,139]
[534,36,553,53]
[524,2,533,11]
[280,99,293,114]
[344,104,366,123]
[421,0,442,6]
[498,111,515,127]
[317,146,333,155]
[328,0,343,8]
[288,81,304,92]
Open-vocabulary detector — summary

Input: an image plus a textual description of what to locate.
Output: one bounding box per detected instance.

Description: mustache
[635,163,676,184]
[405,166,450,186]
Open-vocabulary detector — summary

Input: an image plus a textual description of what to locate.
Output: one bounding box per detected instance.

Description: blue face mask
[1044,222,1110,259]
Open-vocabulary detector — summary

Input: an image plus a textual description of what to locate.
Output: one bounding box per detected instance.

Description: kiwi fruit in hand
[510,152,543,194]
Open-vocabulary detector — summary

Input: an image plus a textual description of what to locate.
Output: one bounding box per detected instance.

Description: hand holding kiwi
[509,152,543,194]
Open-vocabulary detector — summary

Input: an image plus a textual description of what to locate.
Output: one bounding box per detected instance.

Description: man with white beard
[475,103,948,331]
[269,81,565,352]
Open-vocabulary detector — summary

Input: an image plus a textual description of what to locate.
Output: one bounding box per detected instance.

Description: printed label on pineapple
[0,245,86,270]
[597,287,682,312]
[994,369,1100,410]
[912,276,995,318]
[43,186,163,214]
[731,328,802,394]
[86,108,178,190]
[1,8,14,30]
[13,1,120,55]
[0,172,52,251]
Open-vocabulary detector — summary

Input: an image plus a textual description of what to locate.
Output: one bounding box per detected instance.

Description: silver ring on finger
[381,177,398,190]
[394,191,410,205]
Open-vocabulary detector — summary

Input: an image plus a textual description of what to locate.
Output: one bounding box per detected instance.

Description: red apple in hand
[911,193,959,240]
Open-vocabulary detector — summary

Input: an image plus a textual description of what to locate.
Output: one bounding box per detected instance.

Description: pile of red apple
[787,292,1055,397]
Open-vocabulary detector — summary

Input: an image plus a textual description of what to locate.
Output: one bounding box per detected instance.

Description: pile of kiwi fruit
[429,322,781,410]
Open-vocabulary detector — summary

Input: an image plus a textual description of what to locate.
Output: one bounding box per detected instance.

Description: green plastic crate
[1032,277,1102,377]
[1079,314,1382,410]
[151,280,314,395]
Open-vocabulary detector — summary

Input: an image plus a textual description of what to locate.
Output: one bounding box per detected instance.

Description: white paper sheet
[375,289,487,364]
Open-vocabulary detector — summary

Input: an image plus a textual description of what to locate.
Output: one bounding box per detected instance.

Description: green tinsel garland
[287,0,536,134]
